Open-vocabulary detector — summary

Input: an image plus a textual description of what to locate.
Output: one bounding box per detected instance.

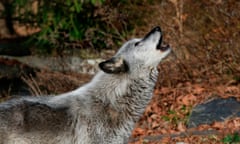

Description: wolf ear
[99,57,129,74]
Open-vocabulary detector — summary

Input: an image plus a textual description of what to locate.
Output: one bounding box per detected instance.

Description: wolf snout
[153,26,161,32]
[152,26,170,52]
[143,26,162,41]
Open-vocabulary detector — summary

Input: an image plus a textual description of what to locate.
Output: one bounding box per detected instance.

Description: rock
[0,56,97,97]
[2,56,103,75]
[188,97,240,128]
[0,57,36,79]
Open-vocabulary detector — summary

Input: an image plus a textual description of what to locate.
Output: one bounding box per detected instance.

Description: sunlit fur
[0,27,171,144]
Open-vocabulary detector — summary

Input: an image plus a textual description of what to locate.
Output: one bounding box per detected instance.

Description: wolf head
[99,26,171,74]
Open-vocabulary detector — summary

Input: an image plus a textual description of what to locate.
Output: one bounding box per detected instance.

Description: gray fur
[0,26,171,144]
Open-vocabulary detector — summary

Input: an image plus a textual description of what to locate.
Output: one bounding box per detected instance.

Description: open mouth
[155,28,170,52]
[143,26,171,52]
[157,41,170,52]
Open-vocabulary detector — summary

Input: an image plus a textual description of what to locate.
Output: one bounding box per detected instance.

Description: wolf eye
[134,42,140,47]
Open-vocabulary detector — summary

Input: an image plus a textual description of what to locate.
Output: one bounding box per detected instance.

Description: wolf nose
[154,26,161,32]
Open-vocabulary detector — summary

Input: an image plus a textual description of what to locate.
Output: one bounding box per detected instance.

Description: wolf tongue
[159,43,170,51]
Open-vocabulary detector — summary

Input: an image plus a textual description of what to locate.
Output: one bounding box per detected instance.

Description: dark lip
[156,35,163,50]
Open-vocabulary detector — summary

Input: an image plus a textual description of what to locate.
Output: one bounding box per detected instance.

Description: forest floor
[130,62,240,144]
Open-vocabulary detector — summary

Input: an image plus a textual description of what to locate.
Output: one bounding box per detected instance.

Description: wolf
[0,26,171,144]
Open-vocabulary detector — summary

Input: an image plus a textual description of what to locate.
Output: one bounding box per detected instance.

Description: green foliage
[222,133,240,144]
[161,105,191,125]
[2,0,154,55]
[12,0,105,53]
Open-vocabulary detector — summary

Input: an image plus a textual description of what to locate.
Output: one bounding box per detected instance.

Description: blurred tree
[0,0,154,55]
[1,0,108,54]
[1,0,15,35]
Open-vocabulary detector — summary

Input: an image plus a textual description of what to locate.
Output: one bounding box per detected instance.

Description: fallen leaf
[152,121,160,129]
[177,122,186,132]
[177,94,197,106]
[211,121,225,129]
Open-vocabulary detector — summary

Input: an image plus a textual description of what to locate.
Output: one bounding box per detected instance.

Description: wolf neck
[90,68,158,125]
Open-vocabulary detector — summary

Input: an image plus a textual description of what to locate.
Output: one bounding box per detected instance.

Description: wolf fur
[0,26,171,144]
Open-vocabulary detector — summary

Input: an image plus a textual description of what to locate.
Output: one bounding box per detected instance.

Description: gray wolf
[0,26,171,144]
